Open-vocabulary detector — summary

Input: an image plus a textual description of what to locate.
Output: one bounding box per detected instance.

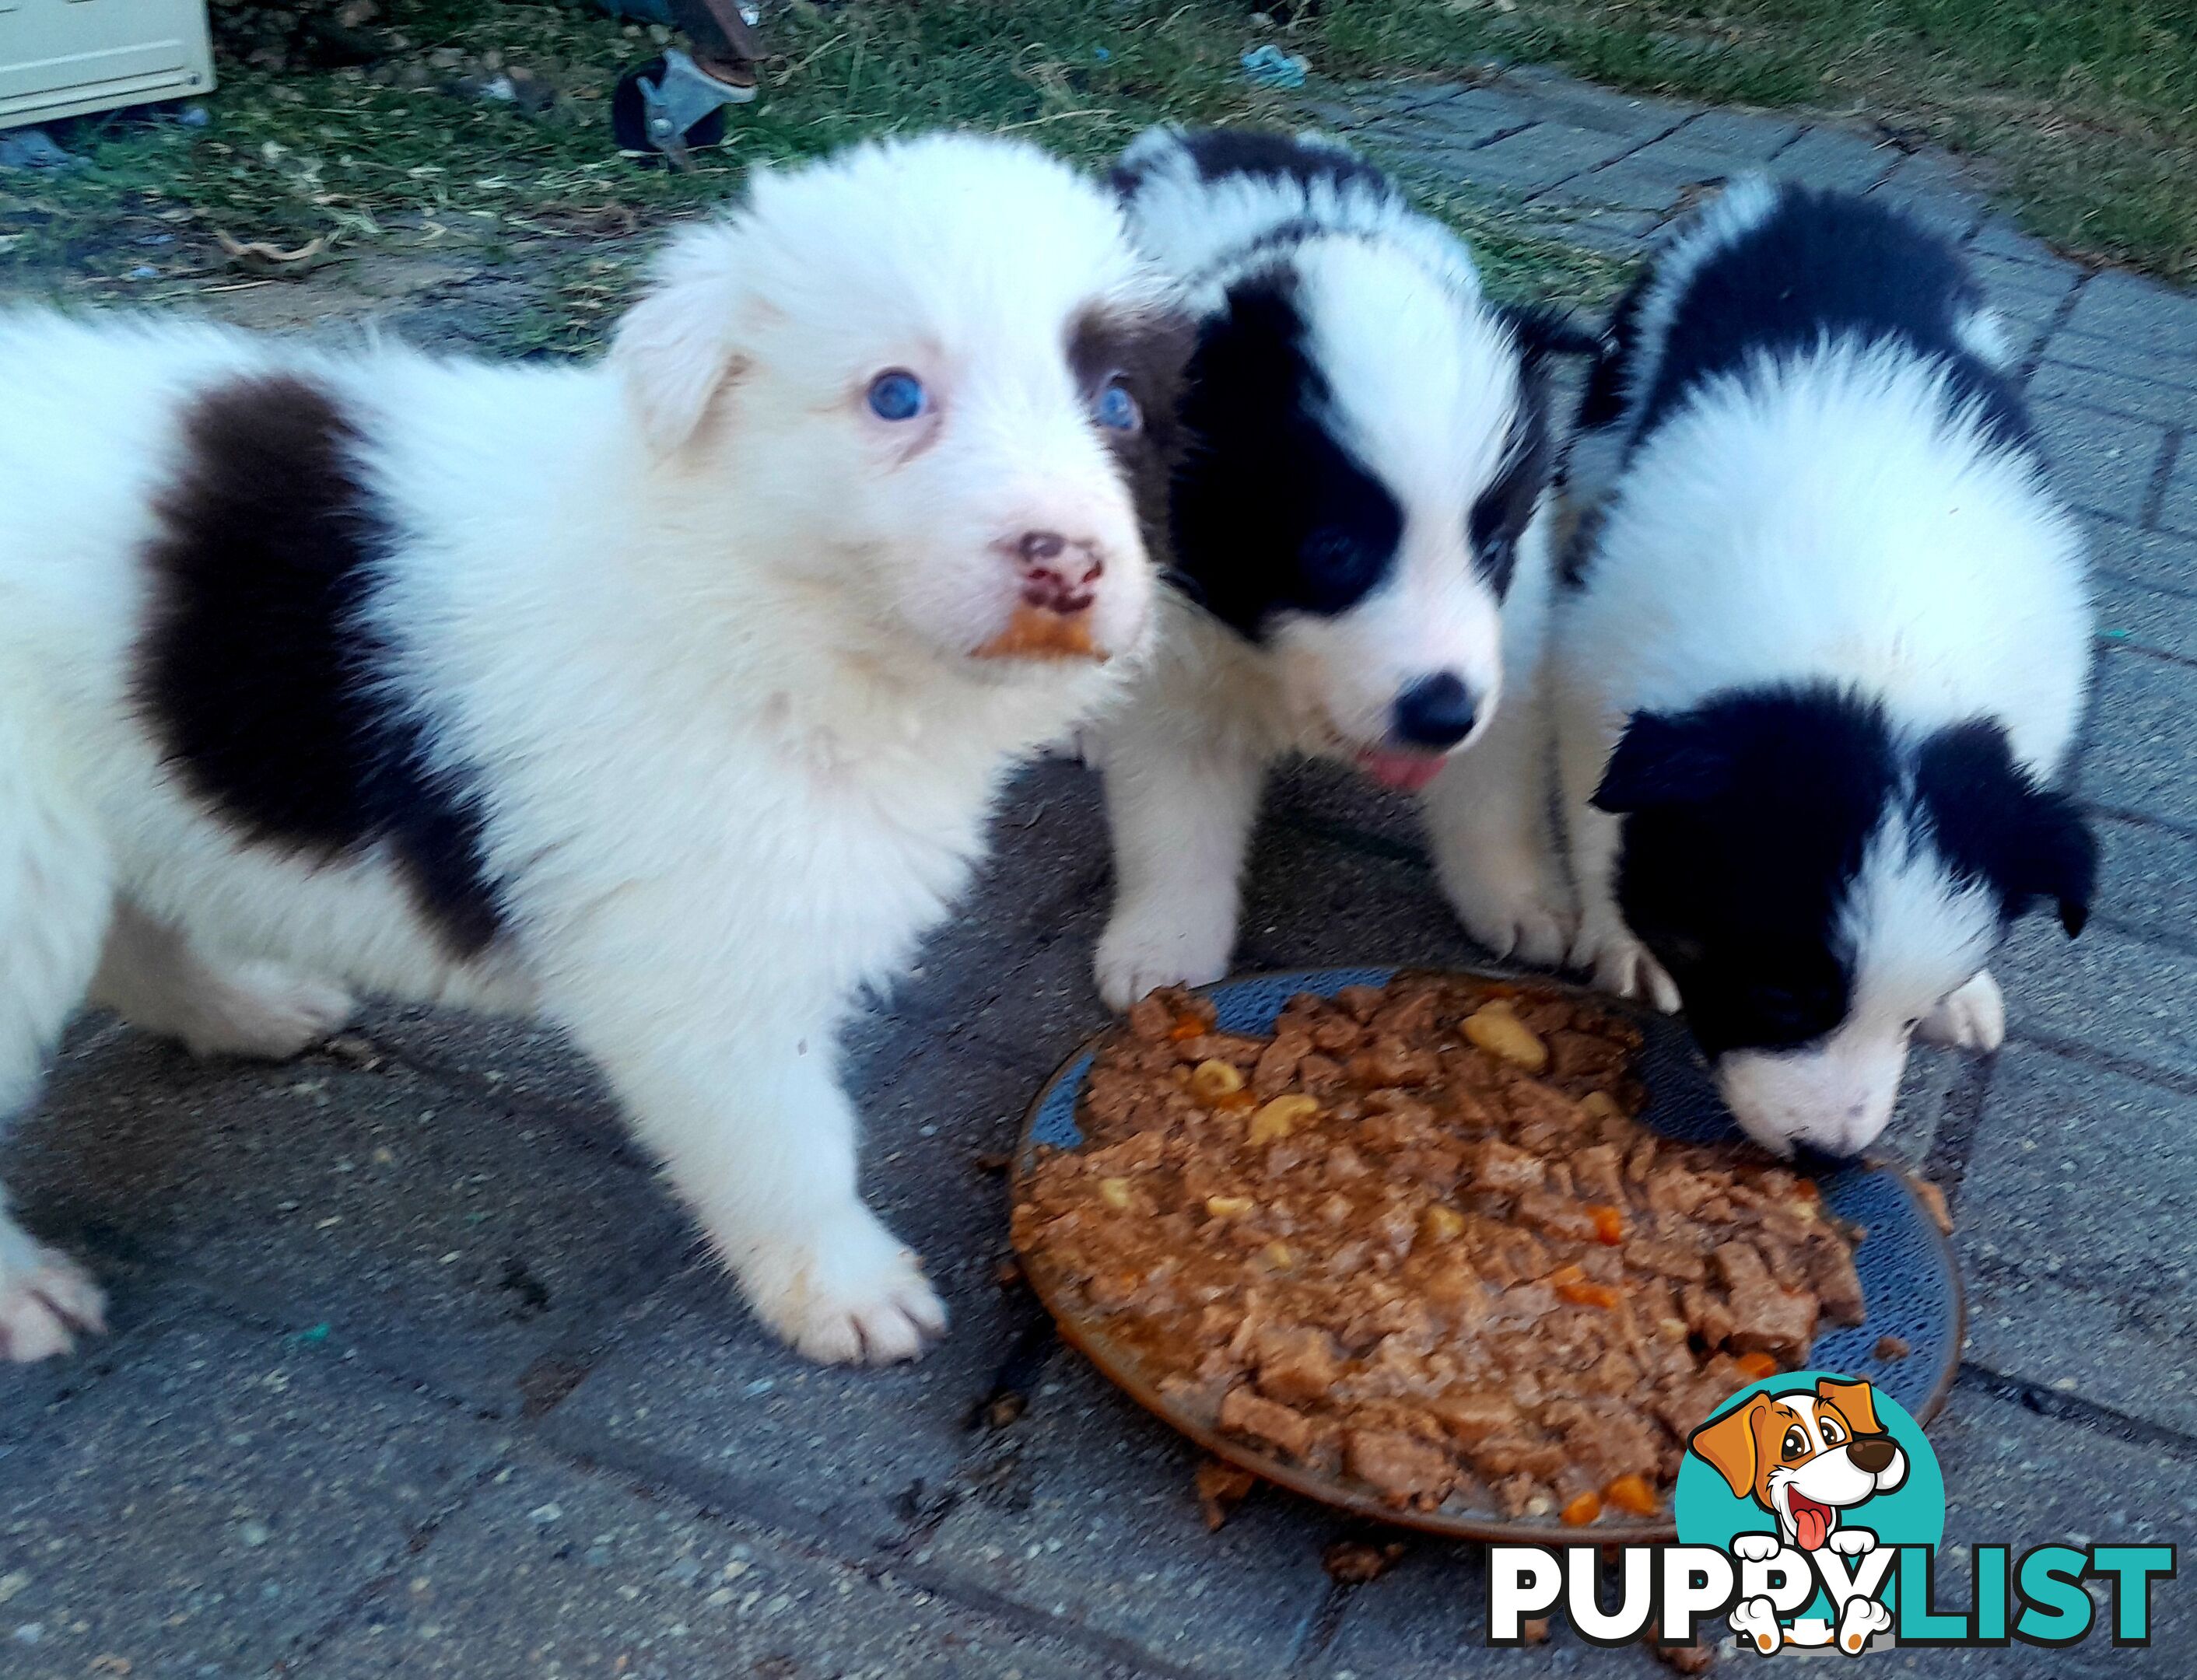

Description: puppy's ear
[1915,721,2097,938]
[1497,301,1606,366]
[611,222,755,456]
[1688,1397,1768,1502]
[1816,1377,1883,1439]
[1592,710,1731,814]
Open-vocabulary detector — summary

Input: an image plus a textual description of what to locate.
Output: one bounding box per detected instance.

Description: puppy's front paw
[1729,1595,1785,1656]
[0,1234,106,1363]
[1434,847,1576,970]
[1095,899,1234,1011]
[1837,1595,1894,1655]
[185,964,356,1060]
[1827,1526,1877,1556]
[738,1202,946,1366]
[1732,1532,1785,1563]
[1918,970,2004,1052]
[1573,922,1680,1013]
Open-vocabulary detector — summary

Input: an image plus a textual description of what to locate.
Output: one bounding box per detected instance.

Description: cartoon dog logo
[1687,1377,1909,1655]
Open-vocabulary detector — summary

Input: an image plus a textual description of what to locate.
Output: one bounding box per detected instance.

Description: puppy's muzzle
[974,529,1111,662]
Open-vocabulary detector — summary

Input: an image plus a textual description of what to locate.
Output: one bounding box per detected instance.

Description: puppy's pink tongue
[1356,747,1446,793]
[1791,1496,1832,1552]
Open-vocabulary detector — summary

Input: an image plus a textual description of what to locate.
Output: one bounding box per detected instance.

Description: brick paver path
[4,63,2193,1678]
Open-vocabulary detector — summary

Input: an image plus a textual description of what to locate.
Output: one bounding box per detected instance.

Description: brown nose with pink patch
[973,530,1110,662]
[1014,530,1104,614]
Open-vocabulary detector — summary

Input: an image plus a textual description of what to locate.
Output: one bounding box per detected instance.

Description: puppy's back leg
[91,901,356,1061]
[0,722,115,1360]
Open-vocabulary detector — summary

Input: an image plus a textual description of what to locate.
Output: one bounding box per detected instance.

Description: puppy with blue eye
[0,134,1190,1366]
[1088,127,1593,1009]
[1539,180,2095,1157]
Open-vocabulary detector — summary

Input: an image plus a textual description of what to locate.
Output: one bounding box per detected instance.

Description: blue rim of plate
[1012,964,1964,1543]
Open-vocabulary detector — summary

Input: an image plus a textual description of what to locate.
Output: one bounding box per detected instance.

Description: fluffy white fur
[0,133,1176,1363]
[1539,195,2089,1154]
[1092,131,1568,1007]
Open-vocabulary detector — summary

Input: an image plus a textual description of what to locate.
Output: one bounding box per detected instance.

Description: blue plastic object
[1021,965,1961,1421]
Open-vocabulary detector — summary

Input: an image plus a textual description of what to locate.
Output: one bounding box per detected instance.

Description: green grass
[1,0,2188,314]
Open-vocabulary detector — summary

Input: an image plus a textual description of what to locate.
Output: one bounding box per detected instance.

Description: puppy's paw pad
[1918,971,2004,1052]
[186,966,356,1060]
[743,1207,947,1367]
[1838,1596,1894,1653]
[0,1244,106,1363]
[1095,908,1232,1012]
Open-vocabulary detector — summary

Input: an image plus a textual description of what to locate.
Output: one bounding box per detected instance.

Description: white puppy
[1089,128,1589,1010]
[0,133,1189,1364]
[1515,179,2095,1156]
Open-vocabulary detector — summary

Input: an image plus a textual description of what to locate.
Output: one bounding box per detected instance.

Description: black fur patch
[1468,306,1591,594]
[1628,185,2034,459]
[1068,303,1196,571]
[1915,719,2096,936]
[138,373,504,957]
[1166,271,1405,639]
[1594,685,1900,1057]
[1113,127,1389,200]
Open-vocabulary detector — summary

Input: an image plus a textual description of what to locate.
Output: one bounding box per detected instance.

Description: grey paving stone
[2030,355,2193,429]
[1869,150,1991,240]
[7,1035,692,1413]
[0,1310,495,1677]
[1769,126,1898,194]
[304,1454,1117,1680]
[2088,811,2197,949]
[2160,445,2196,540]
[1318,1542,1666,1676]
[1556,152,1729,216]
[2031,398,2171,523]
[2076,648,2197,831]
[1529,203,1663,259]
[545,1041,1052,1549]
[1967,216,2069,268]
[1372,85,1547,156]
[2062,269,2197,367]
[1450,123,1646,198]
[2038,315,2197,392]
[1491,65,1694,142]
[1235,824,1485,975]
[2095,572,2197,663]
[916,1356,1333,1680]
[1958,1045,2197,1435]
[1652,107,1803,164]
[1999,913,2197,1086]
[2090,520,2197,595]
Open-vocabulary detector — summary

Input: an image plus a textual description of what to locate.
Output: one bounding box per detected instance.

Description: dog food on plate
[1012,974,1866,1521]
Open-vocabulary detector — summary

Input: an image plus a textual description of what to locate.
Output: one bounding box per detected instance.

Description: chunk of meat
[1251,1030,1312,1097]
[1572,1143,1626,1205]
[1680,1283,1736,1350]
[1255,1325,1343,1406]
[1127,995,1175,1042]
[1429,1390,1519,1447]
[1625,1235,1708,1284]
[1473,1139,1547,1196]
[1345,1428,1457,1507]
[1347,1034,1442,1087]
[1713,1243,1818,1360]
[1644,1166,1714,1219]
[1220,1385,1318,1460]
[1810,1238,1867,1327]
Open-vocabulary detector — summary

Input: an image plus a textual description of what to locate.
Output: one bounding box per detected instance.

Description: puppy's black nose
[1392,672,1478,748]
[1848,1435,1897,1474]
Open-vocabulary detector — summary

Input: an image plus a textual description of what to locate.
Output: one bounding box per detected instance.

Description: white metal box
[0,0,215,131]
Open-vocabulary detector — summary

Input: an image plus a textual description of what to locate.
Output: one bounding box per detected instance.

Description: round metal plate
[1011,964,1964,1543]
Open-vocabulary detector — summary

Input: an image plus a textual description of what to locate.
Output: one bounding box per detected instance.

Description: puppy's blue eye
[867,369,927,422]
[1093,379,1140,432]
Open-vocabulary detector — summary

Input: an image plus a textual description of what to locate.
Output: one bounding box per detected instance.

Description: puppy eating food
[1534,180,2095,1157]
[1088,128,1592,1010]
[0,134,1190,1364]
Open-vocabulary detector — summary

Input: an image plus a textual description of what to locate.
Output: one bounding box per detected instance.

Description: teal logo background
[1675,1371,1945,1558]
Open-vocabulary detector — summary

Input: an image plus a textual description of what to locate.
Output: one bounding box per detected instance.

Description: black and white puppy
[0,134,1189,1365]
[1091,127,1586,1007]
[1543,179,2095,1156]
